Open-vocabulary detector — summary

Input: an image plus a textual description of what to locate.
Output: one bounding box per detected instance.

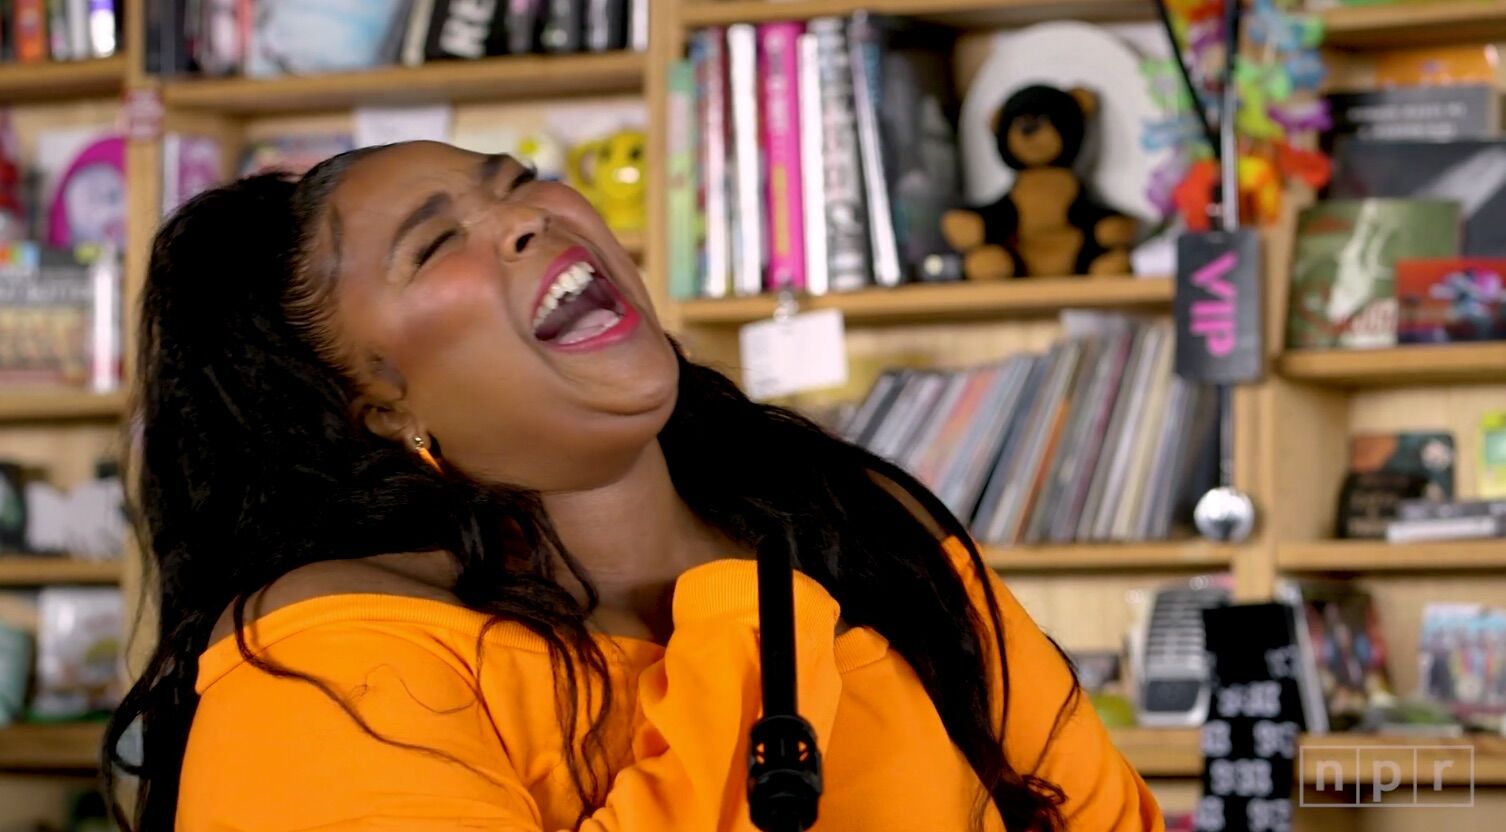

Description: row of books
[0,242,121,392]
[0,0,119,64]
[146,0,647,78]
[841,317,1218,547]
[665,14,963,301]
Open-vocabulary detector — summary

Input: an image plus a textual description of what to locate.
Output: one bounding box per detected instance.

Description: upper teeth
[534,261,596,328]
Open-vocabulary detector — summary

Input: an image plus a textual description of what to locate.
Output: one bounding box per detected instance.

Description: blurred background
[2,0,1505,830]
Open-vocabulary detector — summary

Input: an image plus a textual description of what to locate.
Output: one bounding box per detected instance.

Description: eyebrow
[388,191,453,267]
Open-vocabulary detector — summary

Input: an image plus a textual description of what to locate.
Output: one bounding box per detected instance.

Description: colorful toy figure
[566,129,646,234]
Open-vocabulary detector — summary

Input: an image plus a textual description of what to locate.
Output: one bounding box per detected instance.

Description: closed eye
[414,228,458,267]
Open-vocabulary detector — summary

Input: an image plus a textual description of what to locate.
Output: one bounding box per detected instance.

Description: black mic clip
[747,713,823,832]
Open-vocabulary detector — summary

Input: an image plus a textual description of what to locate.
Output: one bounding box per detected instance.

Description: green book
[666,59,700,301]
[1286,199,1461,350]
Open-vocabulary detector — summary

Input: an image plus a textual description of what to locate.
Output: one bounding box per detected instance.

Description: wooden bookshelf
[0,556,122,586]
[1319,0,1506,49]
[984,541,1234,572]
[1109,728,1203,778]
[1278,539,1506,573]
[0,722,104,771]
[0,56,127,102]
[1278,343,1506,388]
[1113,729,1506,785]
[677,276,1173,326]
[679,0,1152,28]
[0,389,127,423]
[617,229,645,260]
[162,51,647,114]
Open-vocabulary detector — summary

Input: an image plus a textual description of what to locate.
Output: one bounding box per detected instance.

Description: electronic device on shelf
[1133,577,1232,728]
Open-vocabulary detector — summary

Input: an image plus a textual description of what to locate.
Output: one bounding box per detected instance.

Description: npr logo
[1300,745,1475,807]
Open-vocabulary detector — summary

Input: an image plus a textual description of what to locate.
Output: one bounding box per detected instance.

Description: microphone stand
[747,531,822,832]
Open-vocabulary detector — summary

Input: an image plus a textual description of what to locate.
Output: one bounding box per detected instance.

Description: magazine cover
[1287,199,1461,349]
[1351,431,1455,500]
[1297,580,1394,731]
[1396,258,1506,344]
[1419,603,1506,729]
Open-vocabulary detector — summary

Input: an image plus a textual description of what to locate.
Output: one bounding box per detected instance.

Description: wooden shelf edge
[984,541,1233,572]
[677,276,1173,327]
[1319,0,1506,48]
[1278,539,1506,572]
[680,0,1151,27]
[162,52,647,113]
[0,388,127,422]
[0,722,105,771]
[0,55,127,101]
[1278,343,1506,388]
[1111,729,1506,784]
[0,556,123,586]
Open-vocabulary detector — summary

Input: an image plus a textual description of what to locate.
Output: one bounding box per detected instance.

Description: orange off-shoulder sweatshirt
[178,538,1163,831]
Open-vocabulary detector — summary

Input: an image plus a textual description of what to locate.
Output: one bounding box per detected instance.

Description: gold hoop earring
[412,435,441,471]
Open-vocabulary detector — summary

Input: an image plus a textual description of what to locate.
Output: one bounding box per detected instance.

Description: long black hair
[106,150,1077,831]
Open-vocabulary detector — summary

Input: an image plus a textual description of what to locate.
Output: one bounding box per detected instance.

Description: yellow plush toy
[567,129,646,233]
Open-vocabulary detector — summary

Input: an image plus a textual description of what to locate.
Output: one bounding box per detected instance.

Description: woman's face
[314,141,678,491]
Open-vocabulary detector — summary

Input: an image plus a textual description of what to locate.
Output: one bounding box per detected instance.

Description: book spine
[85,0,112,57]
[726,23,763,297]
[46,0,67,59]
[16,0,47,63]
[666,58,700,301]
[1386,514,1506,544]
[541,0,583,53]
[1397,499,1506,521]
[695,28,731,299]
[796,32,828,296]
[161,133,180,219]
[505,0,541,54]
[401,0,435,65]
[629,0,646,51]
[67,0,85,58]
[809,17,869,292]
[758,22,806,293]
[847,12,901,287]
[429,0,505,61]
[89,251,120,392]
[584,0,624,52]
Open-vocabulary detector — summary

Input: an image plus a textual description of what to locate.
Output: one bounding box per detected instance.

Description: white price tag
[354,104,454,149]
[738,308,847,401]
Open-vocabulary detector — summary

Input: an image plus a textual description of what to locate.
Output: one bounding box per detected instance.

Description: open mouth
[530,248,637,348]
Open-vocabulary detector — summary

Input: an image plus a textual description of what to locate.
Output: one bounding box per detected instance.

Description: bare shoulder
[209,551,461,645]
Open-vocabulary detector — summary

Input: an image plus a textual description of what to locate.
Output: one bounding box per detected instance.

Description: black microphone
[747,529,822,832]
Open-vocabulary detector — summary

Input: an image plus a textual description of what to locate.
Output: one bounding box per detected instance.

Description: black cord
[1151,0,1220,160]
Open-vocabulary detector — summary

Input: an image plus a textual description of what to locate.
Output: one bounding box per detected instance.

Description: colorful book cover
[14,0,45,62]
[1396,258,1506,344]
[1419,603,1506,729]
[665,59,699,301]
[1287,199,1461,350]
[758,22,806,293]
[162,134,224,218]
[1296,580,1394,732]
[1350,431,1455,500]
[0,243,96,386]
[1484,410,1506,499]
[693,28,730,299]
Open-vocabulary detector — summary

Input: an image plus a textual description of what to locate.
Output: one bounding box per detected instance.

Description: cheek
[387,255,517,363]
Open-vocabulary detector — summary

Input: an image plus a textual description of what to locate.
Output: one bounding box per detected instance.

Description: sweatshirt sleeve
[179,561,843,832]
[942,536,1166,831]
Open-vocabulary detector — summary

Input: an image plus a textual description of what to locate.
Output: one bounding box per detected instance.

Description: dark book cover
[1327,85,1500,143]
[540,0,581,53]
[424,0,506,61]
[1331,138,1506,257]
[860,14,962,282]
[504,0,541,54]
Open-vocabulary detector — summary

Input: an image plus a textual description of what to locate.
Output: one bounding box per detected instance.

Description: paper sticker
[739,308,847,401]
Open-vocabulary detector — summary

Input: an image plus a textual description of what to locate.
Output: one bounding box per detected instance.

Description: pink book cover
[758,22,806,292]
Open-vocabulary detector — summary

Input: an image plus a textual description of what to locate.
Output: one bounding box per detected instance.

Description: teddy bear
[941,84,1138,280]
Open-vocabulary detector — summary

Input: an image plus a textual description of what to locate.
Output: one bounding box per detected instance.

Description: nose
[493,203,550,261]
